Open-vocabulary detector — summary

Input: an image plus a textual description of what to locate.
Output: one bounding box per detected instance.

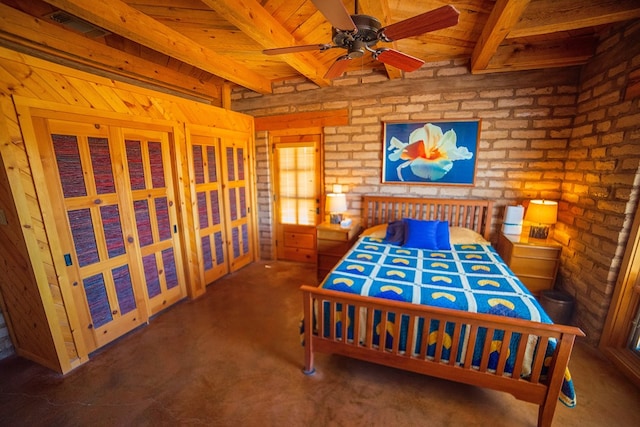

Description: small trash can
[540,290,574,324]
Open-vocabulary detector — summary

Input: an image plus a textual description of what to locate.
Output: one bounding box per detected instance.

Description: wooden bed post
[537,333,578,427]
[302,287,315,375]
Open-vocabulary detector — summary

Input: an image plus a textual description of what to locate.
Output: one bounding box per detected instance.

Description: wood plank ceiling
[0,0,639,105]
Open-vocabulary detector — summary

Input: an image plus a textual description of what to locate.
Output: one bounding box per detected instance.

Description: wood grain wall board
[0,44,256,371]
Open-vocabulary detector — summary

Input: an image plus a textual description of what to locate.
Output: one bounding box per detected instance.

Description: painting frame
[382,119,481,186]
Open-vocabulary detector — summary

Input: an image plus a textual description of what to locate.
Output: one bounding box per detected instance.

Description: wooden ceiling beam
[509,0,640,39]
[475,37,596,73]
[359,0,403,80]
[200,0,331,88]
[41,0,273,94]
[471,0,531,74]
[0,3,221,103]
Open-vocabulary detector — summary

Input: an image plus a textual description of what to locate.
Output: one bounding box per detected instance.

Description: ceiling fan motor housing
[332,14,382,52]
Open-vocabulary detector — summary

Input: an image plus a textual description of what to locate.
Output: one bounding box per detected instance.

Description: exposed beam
[0,3,221,103]
[42,0,272,94]
[509,0,640,39]
[475,37,596,74]
[359,0,403,80]
[471,0,531,74]
[201,0,331,88]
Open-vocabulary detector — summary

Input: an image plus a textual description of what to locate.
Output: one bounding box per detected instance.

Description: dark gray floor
[0,260,639,426]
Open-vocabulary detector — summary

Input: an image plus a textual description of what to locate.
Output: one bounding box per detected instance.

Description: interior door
[221,136,253,272]
[38,120,147,351]
[272,132,322,262]
[121,128,187,314]
[190,133,228,284]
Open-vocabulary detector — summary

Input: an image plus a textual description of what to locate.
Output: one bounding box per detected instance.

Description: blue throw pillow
[384,220,406,245]
[402,218,439,250]
[436,221,451,250]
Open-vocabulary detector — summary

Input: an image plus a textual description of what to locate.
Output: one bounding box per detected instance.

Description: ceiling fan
[263,0,460,79]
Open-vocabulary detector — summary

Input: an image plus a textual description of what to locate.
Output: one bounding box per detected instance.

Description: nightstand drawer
[496,232,561,296]
[511,245,560,260]
[317,239,353,255]
[509,257,557,278]
[519,276,555,295]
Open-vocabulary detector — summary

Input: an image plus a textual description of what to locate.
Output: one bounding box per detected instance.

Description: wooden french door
[272,132,322,262]
[36,118,185,352]
[220,137,253,272]
[121,128,186,314]
[190,133,228,284]
[188,128,253,285]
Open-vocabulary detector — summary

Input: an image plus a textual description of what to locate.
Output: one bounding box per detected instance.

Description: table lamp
[525,200,558,239]
[325,192,347,224]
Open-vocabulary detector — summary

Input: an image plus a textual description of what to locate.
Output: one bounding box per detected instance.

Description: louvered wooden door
[39,120,146,351]
[191,134,228,285]
[221,137,253,272]
[122,128,186,314]
[37,119,186,351]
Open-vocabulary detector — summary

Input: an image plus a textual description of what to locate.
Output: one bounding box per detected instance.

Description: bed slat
[361,196,493,240]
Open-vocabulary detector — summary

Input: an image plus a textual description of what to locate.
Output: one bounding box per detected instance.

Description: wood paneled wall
[0,46,256,373]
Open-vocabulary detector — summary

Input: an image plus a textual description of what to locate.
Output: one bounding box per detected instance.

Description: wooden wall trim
[254,109,349,131]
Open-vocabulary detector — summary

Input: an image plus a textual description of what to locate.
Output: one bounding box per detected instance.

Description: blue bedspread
[319,236,577,407]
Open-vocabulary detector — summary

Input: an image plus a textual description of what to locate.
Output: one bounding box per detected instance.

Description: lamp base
[329,213,343,224]
[529,225,550,239]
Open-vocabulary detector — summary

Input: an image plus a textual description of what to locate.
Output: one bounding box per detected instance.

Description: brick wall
[234,62,580,250]
[233,22,640,345]
[556,22,640,344]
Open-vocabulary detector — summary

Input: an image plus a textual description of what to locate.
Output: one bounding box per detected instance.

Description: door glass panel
[126,140,145,190]
[68,208,100,267]
[207,146,217,182]
[52,134,87,198]
[100,204,126,258]
[226,147,235,181]
[143,254,161,298]
[83,273,112,328]
[210,190,221,225]
[193,145,204,184]
[197,192,209,228]
[155,197,171,241]
[148,142,166,188]
[89,137,115,194]
[162,248,179,290]
[112,265,136,315]
[134,200,153,247]
[277,145,316,226]
[202,236,213,271]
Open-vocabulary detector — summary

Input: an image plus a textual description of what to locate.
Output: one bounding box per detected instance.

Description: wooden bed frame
[301,196,585,427]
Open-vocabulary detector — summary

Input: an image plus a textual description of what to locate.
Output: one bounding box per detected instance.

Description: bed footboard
[301,285,585,427]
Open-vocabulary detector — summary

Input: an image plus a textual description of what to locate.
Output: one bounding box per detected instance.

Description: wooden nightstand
[316,221,361,281]
[496,232,561,296]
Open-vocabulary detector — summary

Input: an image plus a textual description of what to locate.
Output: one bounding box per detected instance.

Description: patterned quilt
[319,236,577,407]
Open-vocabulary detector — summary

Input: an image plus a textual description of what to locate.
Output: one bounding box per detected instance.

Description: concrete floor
[0,260,639,427]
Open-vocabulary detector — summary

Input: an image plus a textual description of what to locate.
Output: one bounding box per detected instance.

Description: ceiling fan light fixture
[264,1,460,79]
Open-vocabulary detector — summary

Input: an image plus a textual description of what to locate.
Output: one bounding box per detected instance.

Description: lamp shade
[325,193,347,213]
[524,200,558,225]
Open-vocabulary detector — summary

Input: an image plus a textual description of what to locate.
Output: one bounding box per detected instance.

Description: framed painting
[382,120,480,185]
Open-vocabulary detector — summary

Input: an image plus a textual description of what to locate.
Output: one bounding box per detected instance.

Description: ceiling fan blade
[311,0,357,32]
[380,5,460,42]
[375,49,425,72]
[263,44,332,55]
[324,56,351,79]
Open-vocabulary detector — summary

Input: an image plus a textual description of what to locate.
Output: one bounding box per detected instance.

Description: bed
[301,196,584,427]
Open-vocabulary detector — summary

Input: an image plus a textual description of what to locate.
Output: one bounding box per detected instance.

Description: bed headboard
[361,196,493,241]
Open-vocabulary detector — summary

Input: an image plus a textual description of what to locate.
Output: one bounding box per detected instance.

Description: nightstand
[496,232,561,296]
[316,221,361,281]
